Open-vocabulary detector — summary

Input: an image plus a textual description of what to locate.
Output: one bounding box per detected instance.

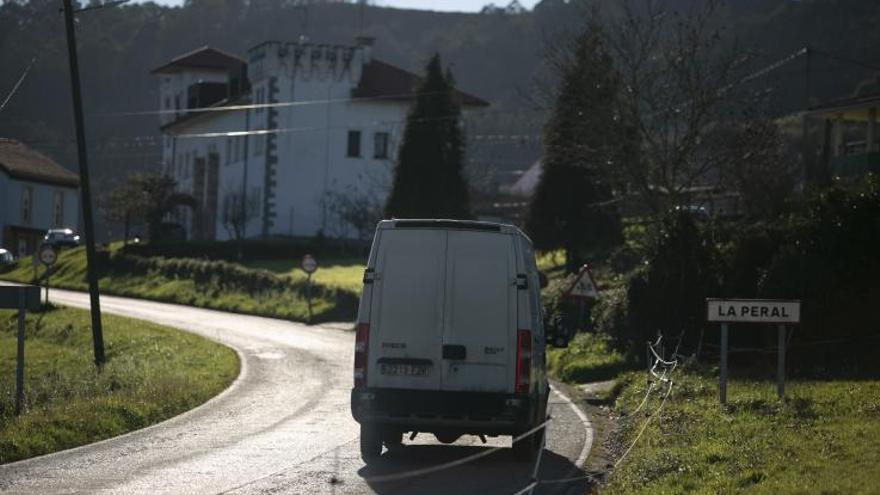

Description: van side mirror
[538,271,548,289]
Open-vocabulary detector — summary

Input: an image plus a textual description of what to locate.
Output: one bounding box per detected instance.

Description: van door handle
[442,345,466,360]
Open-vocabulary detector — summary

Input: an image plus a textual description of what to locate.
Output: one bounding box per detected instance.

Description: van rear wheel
[383,430,404,451]
[360,424,383,462]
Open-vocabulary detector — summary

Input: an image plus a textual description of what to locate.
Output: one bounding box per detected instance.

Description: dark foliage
[385,54,470,219]
[618,212,720,359]
[526,22,624,271]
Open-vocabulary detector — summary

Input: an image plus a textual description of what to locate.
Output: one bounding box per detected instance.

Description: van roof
[379,219,529,239]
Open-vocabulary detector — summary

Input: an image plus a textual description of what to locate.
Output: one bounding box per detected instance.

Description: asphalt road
[0,289,593,495]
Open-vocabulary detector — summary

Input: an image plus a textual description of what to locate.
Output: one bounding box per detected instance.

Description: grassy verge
[547,332,628,383]
[240,258,366,293]
[0,305,238,464]
[0,246,360,323]
[604,369,880,494]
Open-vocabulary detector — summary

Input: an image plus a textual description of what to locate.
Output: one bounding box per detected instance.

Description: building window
[347,130,361,158]
[374,132,390,159]
[53,191,64,227]
[20,186,33,225]
[226,138,232,165]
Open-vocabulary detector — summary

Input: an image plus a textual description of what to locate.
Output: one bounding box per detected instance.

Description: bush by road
[0,305,238,463]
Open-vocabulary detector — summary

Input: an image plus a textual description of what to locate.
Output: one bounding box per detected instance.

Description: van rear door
[368,229,445,390]
[441,230,517,393]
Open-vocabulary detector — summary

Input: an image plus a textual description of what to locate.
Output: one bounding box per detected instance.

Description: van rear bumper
[350,388,536,435]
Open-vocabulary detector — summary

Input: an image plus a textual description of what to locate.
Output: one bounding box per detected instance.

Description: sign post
[0,285,41,415]
[707,299,800,404]
[39,245,58,304]
[301,254,318,323]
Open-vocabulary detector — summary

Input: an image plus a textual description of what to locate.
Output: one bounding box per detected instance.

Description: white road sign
[301,254,318,274]
[39,245,57,266]
[565,265,599,299]
[707,299,800,323]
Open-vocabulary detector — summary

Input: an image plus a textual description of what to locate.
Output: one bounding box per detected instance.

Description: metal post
[15,290,26,415]
[720,323,728,405]
[62,0,105,366]
[306,273,313,323]
[777,324,786,399]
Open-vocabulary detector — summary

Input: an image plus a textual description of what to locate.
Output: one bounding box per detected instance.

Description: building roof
[353,59,490,107]
[0,139,79,187]
[808,75,880,118]
[151,46,245,75]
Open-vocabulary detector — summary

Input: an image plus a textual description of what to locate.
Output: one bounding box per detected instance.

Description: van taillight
[515,329,532,395]
[354,323,369,388]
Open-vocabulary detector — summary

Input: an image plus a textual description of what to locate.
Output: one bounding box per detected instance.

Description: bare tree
[221,188,260,242]
[321,182,384,242]
[601,0,755,216]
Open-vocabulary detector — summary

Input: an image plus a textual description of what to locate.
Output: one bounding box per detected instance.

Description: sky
[140,0,541,13]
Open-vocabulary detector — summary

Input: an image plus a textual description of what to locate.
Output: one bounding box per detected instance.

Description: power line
[0,57,38,114]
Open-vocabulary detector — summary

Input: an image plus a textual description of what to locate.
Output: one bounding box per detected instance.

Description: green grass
[0,247,358,323]
[604,369,880,494]
[547,332,628,383]
[240,258,366,293]
[0,305,238,464]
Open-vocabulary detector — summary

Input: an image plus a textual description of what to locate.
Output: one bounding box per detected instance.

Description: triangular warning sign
[565,265,599,299]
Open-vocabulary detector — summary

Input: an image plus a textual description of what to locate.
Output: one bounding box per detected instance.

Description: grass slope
[240,258,366,293]
[605,370,880,494]
[0,306,238,463]
[0,246,358,323]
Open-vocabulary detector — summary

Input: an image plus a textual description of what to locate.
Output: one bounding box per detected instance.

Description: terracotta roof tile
[152,46,245,75]
[0,139,79,187]
[353,59,489,107]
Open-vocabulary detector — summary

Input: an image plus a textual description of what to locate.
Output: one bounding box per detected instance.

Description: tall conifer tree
[385,54,471,219]
[526,23,623,270]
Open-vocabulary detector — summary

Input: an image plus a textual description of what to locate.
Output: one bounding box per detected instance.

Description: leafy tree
[385,54,470,219]
[104,174,195,243]
[526,21,624,271]
[137,174,197,242]
[101,178,146,245]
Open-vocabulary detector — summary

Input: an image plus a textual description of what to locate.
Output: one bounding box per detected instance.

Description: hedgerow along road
[0,288,593,494]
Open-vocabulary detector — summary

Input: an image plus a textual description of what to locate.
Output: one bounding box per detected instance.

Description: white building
[0,138,80,256]
[154,38,488,240]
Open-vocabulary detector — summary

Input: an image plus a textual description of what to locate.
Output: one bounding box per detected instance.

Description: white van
[350,219,548,462]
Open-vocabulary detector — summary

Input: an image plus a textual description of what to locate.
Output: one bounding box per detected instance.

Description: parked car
[0,248,14,266]
[350,219,549,463]
[43,228,80,248]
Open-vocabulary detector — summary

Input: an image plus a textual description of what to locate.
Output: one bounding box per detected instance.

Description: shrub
[618,211,721,359]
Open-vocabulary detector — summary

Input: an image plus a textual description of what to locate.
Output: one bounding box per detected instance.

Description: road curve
[0,289,592,495]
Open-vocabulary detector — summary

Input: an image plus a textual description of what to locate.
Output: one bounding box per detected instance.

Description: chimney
[355,35,374,63]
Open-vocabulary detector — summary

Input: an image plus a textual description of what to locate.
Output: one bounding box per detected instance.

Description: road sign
[706,298,801,404]
[0,285,41,310]
[301,254,318,274]
[0,285,41,415]
[707,299,800,323]
[565,265,599,299]
[39,245,57,266]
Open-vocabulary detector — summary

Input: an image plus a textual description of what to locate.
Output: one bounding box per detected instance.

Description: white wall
[0,170,79,248]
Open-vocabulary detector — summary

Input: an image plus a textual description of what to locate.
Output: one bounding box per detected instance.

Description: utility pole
[61,0,106,366]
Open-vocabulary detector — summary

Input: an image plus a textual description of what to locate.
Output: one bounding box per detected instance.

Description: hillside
[1,0,879,236]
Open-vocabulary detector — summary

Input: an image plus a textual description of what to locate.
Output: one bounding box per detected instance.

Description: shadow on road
[358,444,591,495]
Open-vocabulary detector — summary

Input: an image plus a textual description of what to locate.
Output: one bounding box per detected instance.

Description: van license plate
[379,363,429,377]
